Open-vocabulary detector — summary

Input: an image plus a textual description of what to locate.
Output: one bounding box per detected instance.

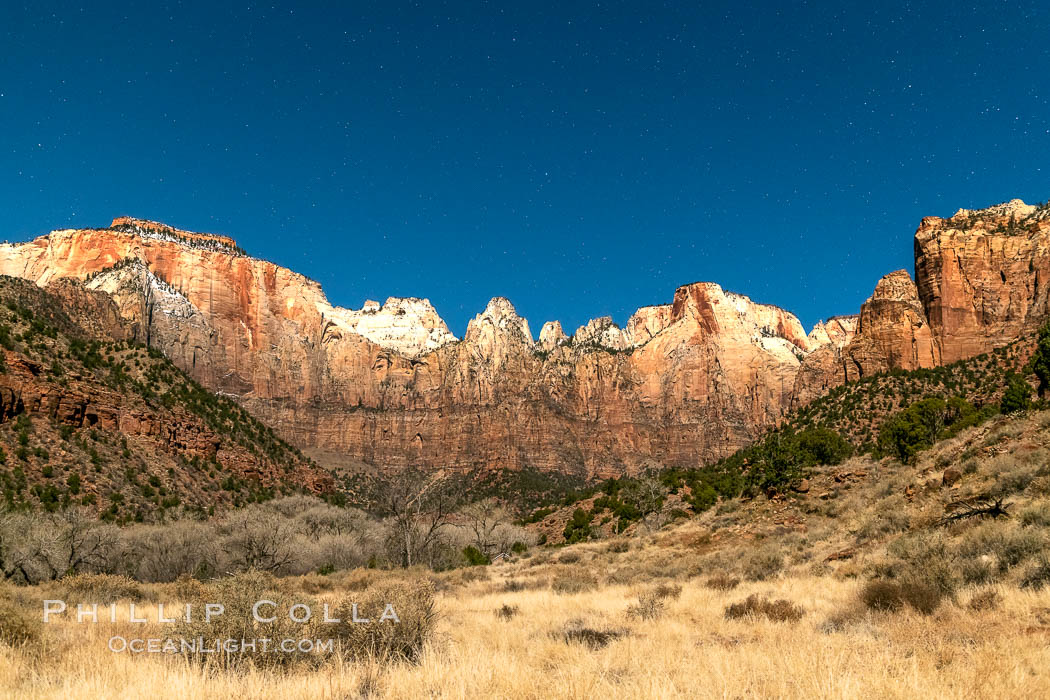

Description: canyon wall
[1,199,1048,477]
[790,199,1050,407]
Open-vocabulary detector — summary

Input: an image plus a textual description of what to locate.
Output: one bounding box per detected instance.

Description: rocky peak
[538,320,568,351]
[951,198,1038,221]
[671,282,811,352]
[323,296,457,358]
[624,304,673,346]
[871,269,921,302]
[86,258,191,311]
[807,315,858,349]
[110,216,241,252]
[465,297,533,345]
[921,199,1050,237]
[572,316,630,351]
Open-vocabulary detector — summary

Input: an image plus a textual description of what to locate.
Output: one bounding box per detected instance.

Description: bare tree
[461,498,511,559]
[220,506,297,573]
[0,507,117,583]
[379,468,460,568]
[51,507,120,577]
[622,475,670,532]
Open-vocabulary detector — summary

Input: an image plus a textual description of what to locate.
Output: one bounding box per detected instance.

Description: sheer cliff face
[0,219,820,476]
[915,199,1050,363]
[1,200,1048,477]
[792,199,1050,406]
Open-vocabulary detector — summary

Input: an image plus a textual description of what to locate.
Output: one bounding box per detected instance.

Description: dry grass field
[4,410,1050,699]
[3,569,1050,699]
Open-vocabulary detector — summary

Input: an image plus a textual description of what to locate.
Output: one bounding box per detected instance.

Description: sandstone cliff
[792,199,1050,406]
[0,219,820,476]
[2,200,1048,478]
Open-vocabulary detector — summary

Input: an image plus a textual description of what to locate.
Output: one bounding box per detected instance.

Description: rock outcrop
[915,199,1050,363]
[0,219,819,476]
[323,297,456,358]
[806,316,858,349]
[572,317,630,351]
[538,321,568,351]
[624,305,673,346]
[792,199,1050,406]
[0,275,332,514]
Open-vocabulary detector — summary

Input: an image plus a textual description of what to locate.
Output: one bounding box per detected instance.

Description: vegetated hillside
[510,404,1050,610]
[0,276,332,520]
[521,334,1043,543]
[787,335,1035,448]
[347,464,594,515]
[6,409,1050,699]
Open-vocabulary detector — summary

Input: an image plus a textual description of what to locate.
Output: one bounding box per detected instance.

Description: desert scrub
[560,620,626,649]
[332,579,437,662]
[859,579,944,615]
[704,574,740,591]
[955,520,1047,574]
[650,582,683,600]
[724,594,803,622]
[856,494,912,540]
[551,570,600,594]
[1019,500,1050,528]
[881,532,960,598]
[1020,556,1050,590]
[741,544,784,581]
[58,572,148,604]
[499,576,547,592]
[173,570,322,670]
[556,550,582,564]
[494,604,519,620]
[967,587,1002,611]
[626,592,665,621]
[0,588,41,647]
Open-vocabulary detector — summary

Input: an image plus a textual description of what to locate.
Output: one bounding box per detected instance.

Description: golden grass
[4,571,1050,699]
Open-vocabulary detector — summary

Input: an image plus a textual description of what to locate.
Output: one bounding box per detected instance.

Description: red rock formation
[792,199,1050,405]
[3,198,1048,477]
[914,199,1050,362]
[0,223,821,476]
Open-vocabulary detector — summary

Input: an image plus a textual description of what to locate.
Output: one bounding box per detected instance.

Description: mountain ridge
[0,199,1046,478]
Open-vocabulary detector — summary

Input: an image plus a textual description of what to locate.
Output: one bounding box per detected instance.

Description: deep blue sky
[2,1,1048,334]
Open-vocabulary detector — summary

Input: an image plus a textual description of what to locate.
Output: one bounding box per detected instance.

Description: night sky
[2,1,1048,334]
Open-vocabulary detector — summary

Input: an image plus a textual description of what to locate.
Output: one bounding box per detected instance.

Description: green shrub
[878,398,946,463]
[563,508,594,544]
[462,546,490,566]
[1032,321,1050,397]
[1001,372,1033,413]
